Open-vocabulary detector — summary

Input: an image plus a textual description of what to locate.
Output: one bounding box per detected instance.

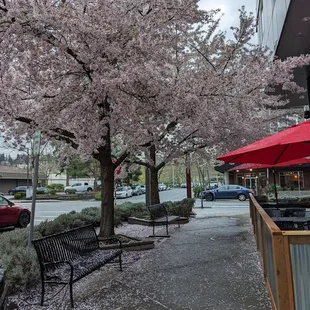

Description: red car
[0,196,30,228]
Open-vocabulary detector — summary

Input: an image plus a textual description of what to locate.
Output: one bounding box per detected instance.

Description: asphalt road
[7,188,249,224]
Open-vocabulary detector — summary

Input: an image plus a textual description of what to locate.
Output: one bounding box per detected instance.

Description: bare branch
[189,43,216,71]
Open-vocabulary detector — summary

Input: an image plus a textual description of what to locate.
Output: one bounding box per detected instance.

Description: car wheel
[205,194,214,201]
[87,188,92,192]
[18,211,30,228]
[238,194,247,201]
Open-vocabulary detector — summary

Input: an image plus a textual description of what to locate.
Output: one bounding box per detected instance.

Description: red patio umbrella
[227,163,270,171]
[217,121,310,165]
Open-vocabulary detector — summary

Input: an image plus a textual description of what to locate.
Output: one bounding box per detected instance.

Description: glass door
[245,175,258,194]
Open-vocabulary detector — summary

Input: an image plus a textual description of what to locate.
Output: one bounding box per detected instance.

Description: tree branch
[113,150,130,168]
[189,43,216,71]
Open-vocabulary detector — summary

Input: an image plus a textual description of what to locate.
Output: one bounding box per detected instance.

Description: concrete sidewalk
[73,201,271,310]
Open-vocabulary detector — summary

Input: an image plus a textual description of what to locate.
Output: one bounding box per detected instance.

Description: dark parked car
[8,186,28,195]
[0,196,30,228]
[199,185,254,201]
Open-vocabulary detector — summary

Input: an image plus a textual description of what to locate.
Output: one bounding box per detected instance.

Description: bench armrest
[100,237,122,249]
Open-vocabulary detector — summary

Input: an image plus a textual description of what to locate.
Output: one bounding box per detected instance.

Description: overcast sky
[198,0,257,39]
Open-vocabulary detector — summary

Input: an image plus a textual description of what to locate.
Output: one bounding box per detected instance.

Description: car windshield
[116,187,125,191]
[0,196,8,206]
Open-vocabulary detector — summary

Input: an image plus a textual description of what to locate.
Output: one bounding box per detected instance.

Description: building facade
[257,0,310,110]
[220,2,310,194]
[0,165,46,194]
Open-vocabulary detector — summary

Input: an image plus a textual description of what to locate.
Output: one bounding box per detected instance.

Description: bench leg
[69,281,74,308]
[149,223,170,237]
[119,254,123,271]
[40,280,45,306]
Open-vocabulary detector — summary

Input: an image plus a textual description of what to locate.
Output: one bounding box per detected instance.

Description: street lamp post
[26,148,30,188]
[27,131,41,249]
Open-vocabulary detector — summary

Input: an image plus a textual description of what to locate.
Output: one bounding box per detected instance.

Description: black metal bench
[148,203,180,237]
[32,225,122,308]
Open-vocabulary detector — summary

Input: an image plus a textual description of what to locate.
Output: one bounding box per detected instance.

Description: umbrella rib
[273,145,289,165]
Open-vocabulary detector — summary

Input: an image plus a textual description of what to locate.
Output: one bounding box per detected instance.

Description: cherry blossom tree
[0,1,309,237]
[124,7,310,204]
[0,0,211,237]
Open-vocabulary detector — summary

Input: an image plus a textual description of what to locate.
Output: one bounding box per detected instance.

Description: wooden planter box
[250,195,310,310]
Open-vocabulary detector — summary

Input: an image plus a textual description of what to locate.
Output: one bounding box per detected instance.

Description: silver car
[115,186,133,199]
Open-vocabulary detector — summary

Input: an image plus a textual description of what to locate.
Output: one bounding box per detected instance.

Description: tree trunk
[150,167,160,205]
[98,148,115,238]
[148,145,160,205]
[185,154,192,198]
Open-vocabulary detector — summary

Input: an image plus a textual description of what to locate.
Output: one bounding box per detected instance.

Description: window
[218,186,228,191]
[279,171,304,190]
[237,174,244,186]
[0,197,8,206]
[228,185,239,190]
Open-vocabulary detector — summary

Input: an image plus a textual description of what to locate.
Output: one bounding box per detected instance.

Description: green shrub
[47,189,57,195]
[47,183,64,192]
[0,228,41,293]
[35,219,68,236]
[36,190,45,195]
[65,188,77,194]
[193,186,201,198]
[164,198,195,217]
[114,202,135,222]
[14,192,26,199]
[114,202,148,222]
[80,207,101,226]
[95,192,101,200]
